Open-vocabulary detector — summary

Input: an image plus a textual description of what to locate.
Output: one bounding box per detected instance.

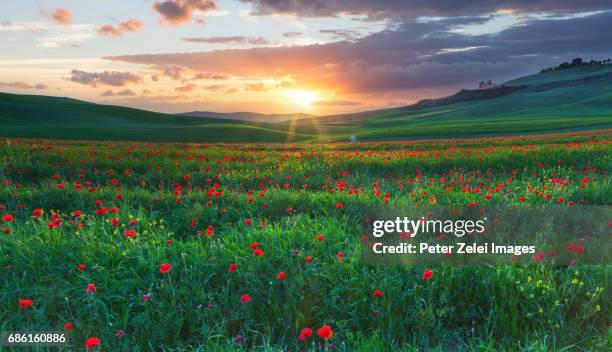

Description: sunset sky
[1,1,611,115]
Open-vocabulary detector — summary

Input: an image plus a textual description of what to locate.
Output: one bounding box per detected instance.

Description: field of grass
[1,65,612,143]
[0,130,610,350]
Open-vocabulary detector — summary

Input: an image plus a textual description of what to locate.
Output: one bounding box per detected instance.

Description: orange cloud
[244,82,266,91]
[152,0,217,25]
[98,19,144,37]
[175,83,197,92]
[51,8,72,25]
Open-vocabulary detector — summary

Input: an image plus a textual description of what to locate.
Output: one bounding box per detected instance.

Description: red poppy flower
[85,337,100,349]
[86,283,97,293]
[244,219,252,225]
[276,271,286,280]
[317,325,333,340]
[205,225,214,237]
[298,327,313,340]
[421,268,433,280]
[1,214,14,222]
[533,251,546,263]
[32,208,44,217]
[249,242,260,250]
[64,322,73,330]
[253,248,264,256]
[2,228,10,234]
[335,203,343,209]
[124,229,136,239]
[19,299,33,308]
[228,263,237,272]
[77,263,86,271]
[316,234,325,241]
[372,289,383,298]
[159,263,172,274]
[240,294,252,303]
[305,256,313,263]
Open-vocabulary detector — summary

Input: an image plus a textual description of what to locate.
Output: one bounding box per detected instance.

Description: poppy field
[0,130,610,351]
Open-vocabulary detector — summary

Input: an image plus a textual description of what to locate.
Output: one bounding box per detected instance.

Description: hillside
[0,93,315,143]
[1,64,611,142]
[307,63,612,140]
[180,111,315,123]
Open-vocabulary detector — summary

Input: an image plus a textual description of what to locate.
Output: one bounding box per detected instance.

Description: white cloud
[0,21,48,31]
[37,24,97,48]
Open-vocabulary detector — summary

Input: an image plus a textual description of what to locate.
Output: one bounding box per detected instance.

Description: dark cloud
[240,0,612,19]
[67,70,143,87]
[105,11,612,95]
[98,19,144,37]
[319,29,360,41]
[152,0,217,25]
[0,81,48,90]
[183,36,269,45]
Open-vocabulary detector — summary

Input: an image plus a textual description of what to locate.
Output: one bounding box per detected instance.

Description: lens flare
[284,89,317,107]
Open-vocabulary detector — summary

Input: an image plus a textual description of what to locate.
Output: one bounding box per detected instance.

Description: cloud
[0,21,48,31]
[0,81,48,90]
[117,89,137,96]
[105,11,612,97]
[203,84,225,91]
[152,0,217,25]
[224,87,239,94]
[98,19,144,37]
[101,89,115,96]
[319,29,360,40]
[37,24,96,48]
[282,31,303,37]
[44,8,72,25]
[67,70,143,87]
[244,82,266,91]
[162,66,189,80]
[192,72,228,80]
[240,0,612,19]
[183,36,269,45]
[175,83,197,92]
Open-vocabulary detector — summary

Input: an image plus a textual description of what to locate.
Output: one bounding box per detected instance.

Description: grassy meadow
[0,130,610,351]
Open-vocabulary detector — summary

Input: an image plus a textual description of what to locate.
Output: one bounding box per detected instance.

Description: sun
[284,89,317,107]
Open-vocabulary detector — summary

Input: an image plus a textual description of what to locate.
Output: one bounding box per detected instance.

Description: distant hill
[0,93,313,143]
[1,62,611,142]
[180,111,315,123]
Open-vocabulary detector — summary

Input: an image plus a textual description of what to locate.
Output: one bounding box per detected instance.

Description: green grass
[1,65,612,143]
[0,131,610,350]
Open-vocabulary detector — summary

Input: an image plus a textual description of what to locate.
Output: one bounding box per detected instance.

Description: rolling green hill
[1,64,611,142]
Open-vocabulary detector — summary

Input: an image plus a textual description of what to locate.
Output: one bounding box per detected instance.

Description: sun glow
[284,89,317,107]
